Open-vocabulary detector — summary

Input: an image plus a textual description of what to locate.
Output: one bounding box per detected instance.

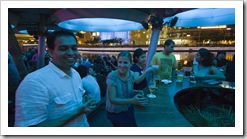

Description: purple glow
[58,18,143,32]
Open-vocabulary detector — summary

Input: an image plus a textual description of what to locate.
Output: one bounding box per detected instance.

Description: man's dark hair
[46,29,77,50]
[164,39,175,48]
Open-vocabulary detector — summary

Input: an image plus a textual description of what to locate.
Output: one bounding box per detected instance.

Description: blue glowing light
[164,8,235,27]
[18,30,55,34]
[58,18,143,32]
[19,30,28,34]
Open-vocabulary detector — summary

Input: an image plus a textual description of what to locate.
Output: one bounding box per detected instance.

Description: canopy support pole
[37,14,47,69]
[145,15,164,69]
[145,28,161,68]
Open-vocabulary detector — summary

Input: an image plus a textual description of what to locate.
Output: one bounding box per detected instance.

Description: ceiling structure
[9,8,196,34]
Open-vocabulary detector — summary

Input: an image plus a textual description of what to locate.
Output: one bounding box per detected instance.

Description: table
[134,76,235,127]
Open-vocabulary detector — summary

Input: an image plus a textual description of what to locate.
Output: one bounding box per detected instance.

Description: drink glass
[185,70,191,76]
[183,67,191,76]
[84,95,96,109]
[147,80,156,98]
[190,75,196,83]
[177,72,184,82]
[154,75,160,88]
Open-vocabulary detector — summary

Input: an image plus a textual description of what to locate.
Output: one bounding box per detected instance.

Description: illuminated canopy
[51,8,150,32]
[163,8,235,27]
[58,18,143,32]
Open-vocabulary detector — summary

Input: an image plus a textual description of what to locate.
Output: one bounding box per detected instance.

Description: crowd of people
[9,30,235,127]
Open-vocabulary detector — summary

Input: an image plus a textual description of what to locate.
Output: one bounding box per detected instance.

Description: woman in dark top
[130,48,147,90]
[214,50,229,68]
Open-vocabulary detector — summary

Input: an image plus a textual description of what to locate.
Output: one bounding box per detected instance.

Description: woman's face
[195,52,202,63]
[136,53,146,66]
[88,67,94,75]
[117,56,131,74]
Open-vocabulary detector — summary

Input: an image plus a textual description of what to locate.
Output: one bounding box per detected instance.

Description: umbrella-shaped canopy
[163,8,235,27]
[51,8,195,32]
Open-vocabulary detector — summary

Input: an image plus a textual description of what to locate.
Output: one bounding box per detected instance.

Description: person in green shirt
[151,39,178,80]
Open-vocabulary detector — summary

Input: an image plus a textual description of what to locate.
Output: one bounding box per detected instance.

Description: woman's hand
[132,94,148,107]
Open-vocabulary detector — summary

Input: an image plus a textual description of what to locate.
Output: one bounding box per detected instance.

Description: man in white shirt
[15,30,96,127]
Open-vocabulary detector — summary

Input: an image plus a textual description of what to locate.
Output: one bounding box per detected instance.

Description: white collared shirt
[15,62,89,127]
[81,75,101,103]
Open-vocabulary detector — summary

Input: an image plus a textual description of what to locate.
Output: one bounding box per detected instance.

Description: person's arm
[173,58,178,79]
[109,61,118,69]
[134,66,155,84]
[107,85,148,106]
[205,66,226,80]
[34,99,95,127]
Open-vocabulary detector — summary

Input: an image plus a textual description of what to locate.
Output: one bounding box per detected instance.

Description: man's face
[165,43,175,54]
[49,35,79,72]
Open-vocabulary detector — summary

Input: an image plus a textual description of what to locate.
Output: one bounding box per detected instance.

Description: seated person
[193,48,225,81]
[213,50,229,71]
[93,56,106,75]
[75,65,101,103]
[130,48,147,90]
[109,55,118,70]
[225,54,235,82]
[88,66,97,80]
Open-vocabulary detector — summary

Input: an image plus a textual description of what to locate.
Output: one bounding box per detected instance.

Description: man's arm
[33,99,95,127]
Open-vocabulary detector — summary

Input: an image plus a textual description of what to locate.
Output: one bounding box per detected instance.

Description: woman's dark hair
[75,65,88,78]
[46,29,77,50]
[133,48,145,63]
[198,48,214,66]
[164,39,175,48]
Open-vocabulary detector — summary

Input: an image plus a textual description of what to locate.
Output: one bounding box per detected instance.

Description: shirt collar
[48,61,72,78]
